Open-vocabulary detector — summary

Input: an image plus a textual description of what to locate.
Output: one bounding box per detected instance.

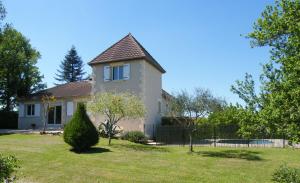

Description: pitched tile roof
[19,81,92,101]
[89,33,166,73]
[162,89,173,101]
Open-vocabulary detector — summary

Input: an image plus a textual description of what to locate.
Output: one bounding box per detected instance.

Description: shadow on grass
[196,149,263,161]
[111,143,169,152]
[70,147,111,154]
[0,133,13,136]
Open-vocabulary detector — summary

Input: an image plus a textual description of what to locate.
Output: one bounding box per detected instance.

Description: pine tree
[55,46,86,84]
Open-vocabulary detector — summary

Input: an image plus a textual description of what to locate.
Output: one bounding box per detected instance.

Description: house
[18,33,170,137]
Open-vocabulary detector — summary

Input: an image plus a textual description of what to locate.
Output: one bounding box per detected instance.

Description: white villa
[18,34,171,136]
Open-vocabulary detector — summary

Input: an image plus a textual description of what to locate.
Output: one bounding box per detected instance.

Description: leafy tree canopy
[231,73,261,112]
[88,92,145,145]
[0,0,5,25]
[168,88,225,152]
[0,25,45,111]
[232,0,300,142]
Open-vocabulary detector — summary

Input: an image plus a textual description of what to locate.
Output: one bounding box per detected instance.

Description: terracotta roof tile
[21,81,92,100]
[89,33,166,73]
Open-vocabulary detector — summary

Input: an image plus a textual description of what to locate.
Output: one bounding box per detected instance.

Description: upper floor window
[104,64,130,82]
[27,104,35,116]
[113,65,124,80]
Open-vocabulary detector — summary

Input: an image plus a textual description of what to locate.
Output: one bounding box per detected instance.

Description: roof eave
[89,57,166,74]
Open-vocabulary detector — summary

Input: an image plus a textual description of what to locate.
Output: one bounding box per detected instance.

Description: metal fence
[152,125,287,148]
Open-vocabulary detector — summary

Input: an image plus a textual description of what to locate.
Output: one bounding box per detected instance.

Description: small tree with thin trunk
[88,92,146,145]
[168,88,225,152]
[41,95,56,133]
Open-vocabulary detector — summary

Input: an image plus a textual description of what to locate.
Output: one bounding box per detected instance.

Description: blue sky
[3,0,273,104]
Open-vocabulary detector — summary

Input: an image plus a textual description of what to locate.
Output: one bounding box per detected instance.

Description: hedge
[0,111,18,129]
[161,116,192,126]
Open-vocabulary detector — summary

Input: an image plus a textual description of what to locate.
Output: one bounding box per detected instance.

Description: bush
[122,131,148,144]
[63,103,99,152]
[98,125,121,138]
[272,164,300,183]
[0,111,18,129]
[0,154,19,182]
[161,116,191,126]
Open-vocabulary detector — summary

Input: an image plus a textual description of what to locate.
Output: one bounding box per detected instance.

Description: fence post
[213,125,216,147]
[282,133,285,148]
[152,124,155,139]
[182,128,185,147]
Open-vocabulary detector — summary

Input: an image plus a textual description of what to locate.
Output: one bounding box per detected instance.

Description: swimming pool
[217,139,274,145]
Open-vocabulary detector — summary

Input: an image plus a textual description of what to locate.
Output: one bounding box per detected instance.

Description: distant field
[0,134,299,183]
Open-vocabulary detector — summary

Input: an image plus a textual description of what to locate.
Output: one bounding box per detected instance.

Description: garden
[1,101,299,183]
[1,134,300,183]
[1,0,300,182]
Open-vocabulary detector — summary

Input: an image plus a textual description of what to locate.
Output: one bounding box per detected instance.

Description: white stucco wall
[91,59,163,137]
[18,97,89,129]
[18,59,165,138]
[92,60,144,96]
[143,61,162,136]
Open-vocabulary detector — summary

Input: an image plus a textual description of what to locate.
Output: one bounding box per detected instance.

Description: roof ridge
[129,35,159,65]
[88,33,166,73]
[88,33,132,65]
[129,35,166,73]
[126,34,146,57]
[39,80,89,93]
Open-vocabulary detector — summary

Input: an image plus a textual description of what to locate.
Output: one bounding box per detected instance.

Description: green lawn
[0,134,299,183]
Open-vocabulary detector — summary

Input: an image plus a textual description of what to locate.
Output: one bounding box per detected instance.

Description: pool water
[217,139,273,145]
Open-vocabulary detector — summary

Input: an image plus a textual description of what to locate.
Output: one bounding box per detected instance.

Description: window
[112,66,124,80]
[48,107,54,124]
[48,105,62,124]
[55,106,62,124]
[27,104,35,116]
[104,64,130,81]
[158,101,162,114]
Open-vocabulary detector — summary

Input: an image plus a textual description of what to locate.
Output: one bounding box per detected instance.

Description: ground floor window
[26,104,35,116]
[48,105,62,124]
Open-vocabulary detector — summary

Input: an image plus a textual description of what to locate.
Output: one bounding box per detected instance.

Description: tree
[247,0,300,143]
[208,105,269,144]
[0,26,45,111]
[41,95,56,133]
[208,105,241,126]
[87,92,146,145]
[63,103,99,152]
[55,46,86,84]
[0,0,6,27]
[231,73,261,111]
[168,88,225,152]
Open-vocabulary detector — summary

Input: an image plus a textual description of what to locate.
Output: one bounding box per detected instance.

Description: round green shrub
[63,103,99,152]
[272,164,300,183]
[0,154,19,182]
[122,131,148,144]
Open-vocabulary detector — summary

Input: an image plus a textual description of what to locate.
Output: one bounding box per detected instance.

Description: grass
[0,134,300,183]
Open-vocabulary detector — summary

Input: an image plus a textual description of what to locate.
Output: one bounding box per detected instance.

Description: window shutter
[35,104,40,117]
[104,66,111,82]
[67,102,73,116]
[123,64,130,80]
[19,104,24,117]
